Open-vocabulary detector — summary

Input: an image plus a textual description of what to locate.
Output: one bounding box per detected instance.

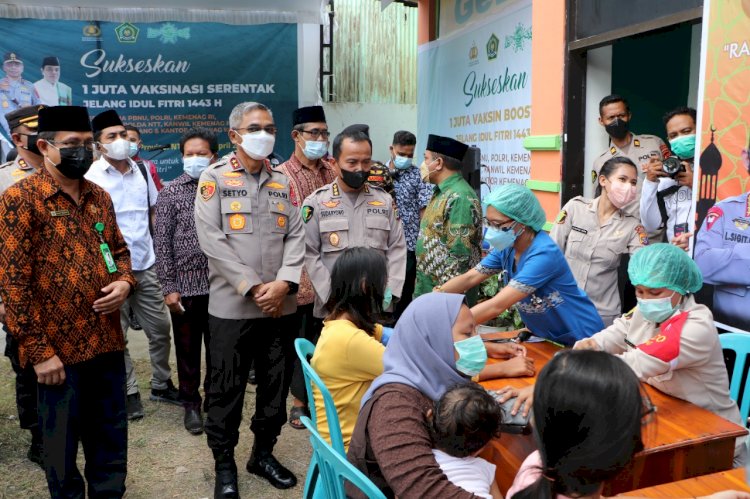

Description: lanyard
[94,222,118,273]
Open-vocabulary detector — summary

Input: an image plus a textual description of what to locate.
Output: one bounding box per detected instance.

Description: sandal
[288,406,309,430]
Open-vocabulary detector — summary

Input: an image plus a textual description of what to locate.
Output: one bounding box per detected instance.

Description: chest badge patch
[224,179,244,187]
[230,201,242,212]
[368,200,385,206]
[277,216,286,229]
[276,202,285,212]
[329,232,340,247]
[266,182,285,190]
[222,171,242,178]
[322,200,340,209]
[734,218,749,231]
[200,180,216,201]
[229,213,246,230]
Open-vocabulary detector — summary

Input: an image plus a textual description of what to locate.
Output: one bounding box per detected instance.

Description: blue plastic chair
[719,332,750,426]
[295,338,347,498]
[301,416,386,499]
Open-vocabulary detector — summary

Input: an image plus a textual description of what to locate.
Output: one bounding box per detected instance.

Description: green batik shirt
[414,173,482,303]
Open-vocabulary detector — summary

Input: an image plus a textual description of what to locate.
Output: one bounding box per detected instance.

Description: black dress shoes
[246,450,297,489]
[184,407,204,435]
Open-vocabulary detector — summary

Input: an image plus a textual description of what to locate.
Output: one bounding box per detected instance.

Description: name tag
[50,210,70,217]
[572,226,588,234]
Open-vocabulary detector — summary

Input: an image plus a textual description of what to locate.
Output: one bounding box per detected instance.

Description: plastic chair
[719,332,750,426]
[301,416,386,499]
[295,338,347,498]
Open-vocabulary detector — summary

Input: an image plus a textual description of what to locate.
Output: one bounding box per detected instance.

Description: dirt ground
[0,329,312,499]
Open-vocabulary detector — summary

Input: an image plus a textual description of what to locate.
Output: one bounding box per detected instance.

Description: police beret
[38,106,91,133]
[3,52,22,64]
[92,110,123,134]
[342,124,369,137]
[4,105,44,131]
[41,56,60,67]
[292,105,326,126]
[426,134,468,161]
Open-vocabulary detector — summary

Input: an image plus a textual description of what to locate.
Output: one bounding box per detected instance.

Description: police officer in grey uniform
[0,104,45,466]
[302,125,407,320]
[194,102,304,497]
[592,95,665,221]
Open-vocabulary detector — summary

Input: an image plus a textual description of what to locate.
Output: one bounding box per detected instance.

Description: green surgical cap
[628,243,703,295]
[483,183,546,231]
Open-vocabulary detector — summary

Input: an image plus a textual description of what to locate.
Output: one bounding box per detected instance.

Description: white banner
[418,0,532,196]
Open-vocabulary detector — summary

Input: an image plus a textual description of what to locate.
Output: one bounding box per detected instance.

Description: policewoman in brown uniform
[303,125,406,320]
[551,157,647,327]
[194,102,305,497]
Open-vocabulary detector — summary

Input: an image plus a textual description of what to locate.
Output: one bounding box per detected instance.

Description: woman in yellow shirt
[311,247,388,450]
[311,247,536,451]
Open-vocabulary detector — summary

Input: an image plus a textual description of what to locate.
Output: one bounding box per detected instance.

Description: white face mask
[102,138,131,161]
[235,130,275,160]
[183,156,211,179]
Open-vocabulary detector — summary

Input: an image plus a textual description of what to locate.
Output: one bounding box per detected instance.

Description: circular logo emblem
[230,201,242,212]
[329,232,340,247]
[277,216,286,228]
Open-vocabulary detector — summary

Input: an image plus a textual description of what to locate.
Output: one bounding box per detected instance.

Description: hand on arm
[478,355,535,380]
[494,385,534,418]
[573,338,601,351]
[92,280,132,314]
[439,269,486,293]
[484,341,526,359]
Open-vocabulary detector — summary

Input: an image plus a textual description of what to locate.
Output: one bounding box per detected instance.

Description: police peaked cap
[41,56,60,67]
[37,106,91,132]
[292,105,326,126]
[5,105,45,131]
[3,52,22,64]
[92,109,124,134]
[426,134,468,161]
[341,124,370,137]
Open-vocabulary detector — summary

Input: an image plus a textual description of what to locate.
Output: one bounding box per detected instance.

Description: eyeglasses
[234,125,277,135]
[300,128,330,140]
[47,140,96,151]
[483,217,515,231]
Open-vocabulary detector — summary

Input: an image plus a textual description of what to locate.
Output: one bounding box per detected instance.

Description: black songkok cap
[292,105,326,126]
[5,105,44,131]
[38,106,91,132]
[342,123,369,137]
[92,109,124,134]
[41,56,60,67]
[426,134,469,161]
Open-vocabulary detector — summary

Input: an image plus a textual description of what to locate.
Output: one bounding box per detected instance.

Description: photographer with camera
[639,107,696,251]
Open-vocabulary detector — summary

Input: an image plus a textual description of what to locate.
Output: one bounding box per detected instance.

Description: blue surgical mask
[393,155,412,170]
[303,140,327,160]
[183,156,211,179]
[669,134,696,159]
[454,335,487,377]
[128,142,139,158]
[484,223,519,252]
[637,293,678,323]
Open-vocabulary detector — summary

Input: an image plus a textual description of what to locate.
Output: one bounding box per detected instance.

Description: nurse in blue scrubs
[439,183,604,345]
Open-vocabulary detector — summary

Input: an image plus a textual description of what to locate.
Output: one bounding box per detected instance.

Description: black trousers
[395,250,417,320]
[289,303,324,403]
[3,327,38,431]
[38,351,127,499]
[171,294,210,410]
[205,314,298,452]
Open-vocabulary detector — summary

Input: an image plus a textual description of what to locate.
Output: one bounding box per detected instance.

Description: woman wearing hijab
[347,293,526,498]
[439,183,603,346]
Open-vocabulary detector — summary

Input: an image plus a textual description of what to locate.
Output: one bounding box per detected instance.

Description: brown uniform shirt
[550,196,645,326]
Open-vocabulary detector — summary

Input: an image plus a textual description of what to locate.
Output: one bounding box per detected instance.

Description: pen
[544,339,566,349]
[624,338,637,349]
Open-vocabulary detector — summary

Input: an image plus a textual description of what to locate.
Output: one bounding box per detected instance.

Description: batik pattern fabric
[414,174,481,301]
[153,172,209,298]
[0,169,136,367]
[276,154,337,306]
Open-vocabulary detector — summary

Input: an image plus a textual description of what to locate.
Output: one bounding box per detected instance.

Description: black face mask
[20,133,41,155]
[50,146,94,180]
[340,169,369,190]
[604,118,630,140]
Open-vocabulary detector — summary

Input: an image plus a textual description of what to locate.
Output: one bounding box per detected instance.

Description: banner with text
[418,0,531,196]
[692,0,750,333]
[0,19,298,181]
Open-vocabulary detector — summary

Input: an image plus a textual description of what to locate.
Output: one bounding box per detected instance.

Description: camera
[662,156,686,178]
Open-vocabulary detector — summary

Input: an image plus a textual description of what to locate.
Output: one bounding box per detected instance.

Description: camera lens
[662,157,682,176]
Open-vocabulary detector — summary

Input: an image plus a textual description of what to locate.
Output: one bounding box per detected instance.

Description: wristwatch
[285,281,299,295]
